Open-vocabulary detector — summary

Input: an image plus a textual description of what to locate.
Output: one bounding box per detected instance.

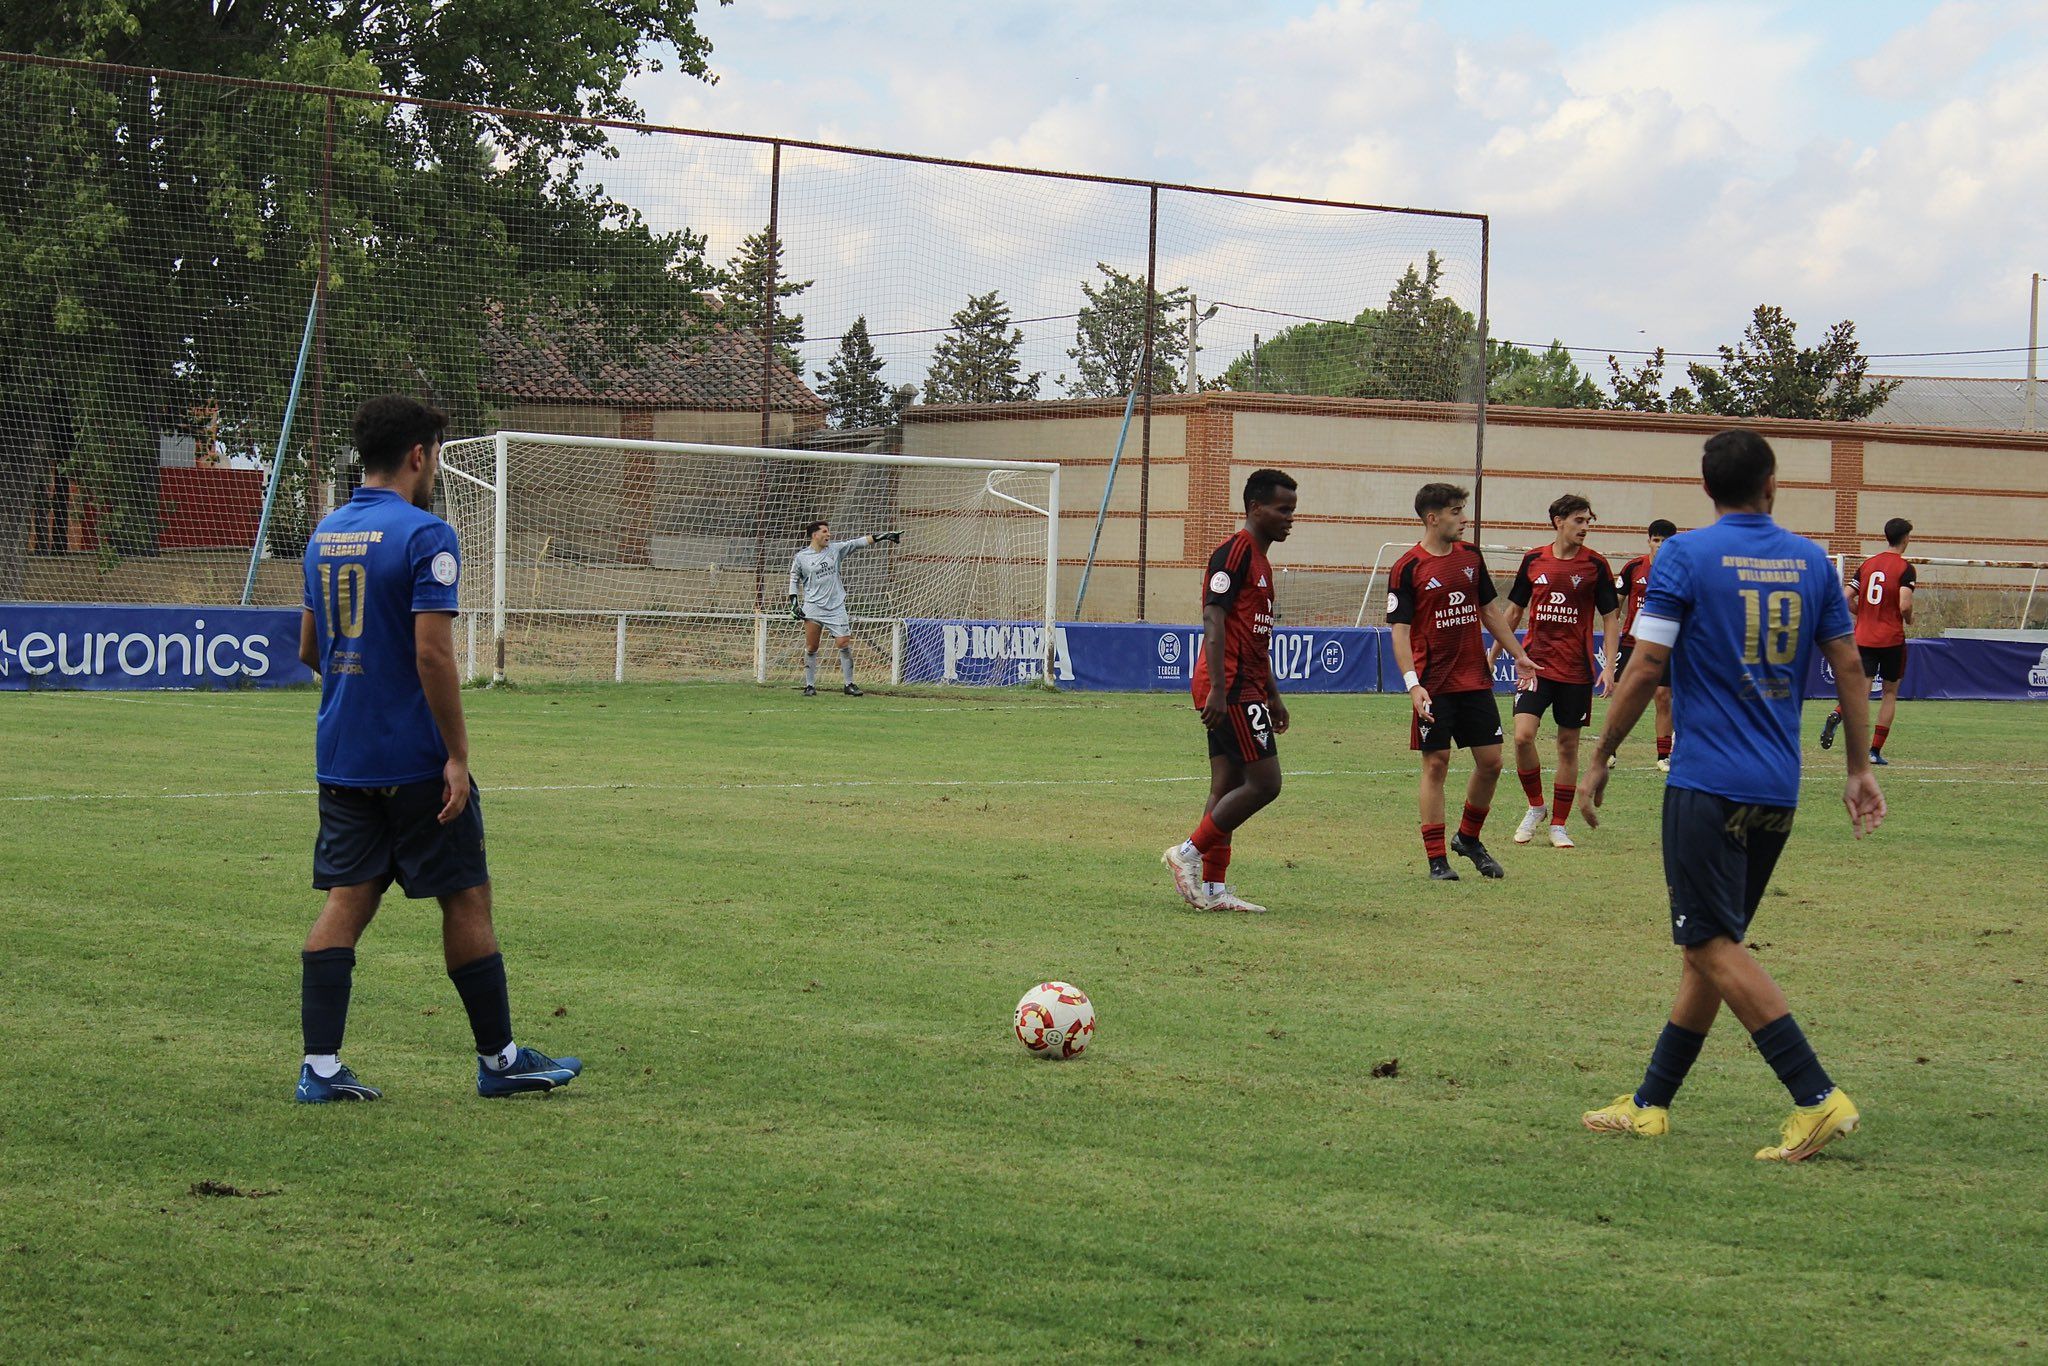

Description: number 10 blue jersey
[1636,512,1853,807]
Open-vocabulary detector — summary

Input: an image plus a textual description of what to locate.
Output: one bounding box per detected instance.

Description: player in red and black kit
[1491,493,1621,849]
[1163,469,1298,913]
[1822,516,1916,765]
[1611,518,1678,770]
[1388,482,1537,880]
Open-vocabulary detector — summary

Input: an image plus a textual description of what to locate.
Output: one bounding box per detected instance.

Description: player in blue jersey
[293,396,580,1102]
[1580,430,1885,1162]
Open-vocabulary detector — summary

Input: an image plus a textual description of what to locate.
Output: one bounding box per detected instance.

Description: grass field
[3,683,2045,1360]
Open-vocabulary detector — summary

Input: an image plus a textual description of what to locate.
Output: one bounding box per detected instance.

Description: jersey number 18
[1739,588,1799,665]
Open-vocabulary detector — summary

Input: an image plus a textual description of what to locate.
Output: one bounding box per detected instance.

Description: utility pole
[2029,271,2041,433]
[1185,295,1199,393]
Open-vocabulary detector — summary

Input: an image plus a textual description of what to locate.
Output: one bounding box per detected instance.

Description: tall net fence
[0,53,1488,634]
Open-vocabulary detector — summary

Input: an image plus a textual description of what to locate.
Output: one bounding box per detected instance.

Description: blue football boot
[1869,748,1889,766]
[296,1062,382,1103]
[476,1046,582,1098]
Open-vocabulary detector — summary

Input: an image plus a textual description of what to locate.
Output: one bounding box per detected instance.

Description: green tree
[1683,306,1899,420]
[1605,350,1680,412]
[1220,251,1479,401]
[1609,309,1899,420]
[816,317,913,428]
[0,1,723,590]
[722,227,811,375]
[1221,313,1381,395]
[1063,263,1200,397]
[1487,340,1602,408]
[924,292,1043,404]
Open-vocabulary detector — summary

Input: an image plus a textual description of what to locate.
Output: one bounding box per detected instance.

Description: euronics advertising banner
[902,620,1383,692]
[0,604,314,690]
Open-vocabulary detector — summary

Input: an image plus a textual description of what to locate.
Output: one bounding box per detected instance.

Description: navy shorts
[313,776,489,899]
[1661,785,1794,946]
[1205,698,1279,766]
[1514,676,1594,729]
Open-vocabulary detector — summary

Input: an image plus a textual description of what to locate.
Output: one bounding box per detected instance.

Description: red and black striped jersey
[1387,541,1498,695]
[1192,530,1274,704]
[1618,553,1653,648]
[1508,546,1619,683]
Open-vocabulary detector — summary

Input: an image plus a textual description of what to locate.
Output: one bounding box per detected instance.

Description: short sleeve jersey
[1508,546,1619,683]
[788,537,868,618]
[1634,513,1854,807]
[1192,530,1274,705]
[1852,550,1916,649]
[302,486,461,787]
[1386,542,1497,695]
[1618,554,1654,648]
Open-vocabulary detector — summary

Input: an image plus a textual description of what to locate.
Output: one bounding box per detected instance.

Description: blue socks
[300,947,356,1056]
[1752,1013,1834,1107]
[1633,1021,1707,1109]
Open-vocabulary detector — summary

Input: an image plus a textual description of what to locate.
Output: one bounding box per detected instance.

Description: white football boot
[1549,824,1576,848]
[1513,805,1547,844]
[1162,842,1204,906]
[1210,886,1268,914]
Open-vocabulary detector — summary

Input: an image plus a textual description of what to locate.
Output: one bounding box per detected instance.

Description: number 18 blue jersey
[1635,512,1853,808]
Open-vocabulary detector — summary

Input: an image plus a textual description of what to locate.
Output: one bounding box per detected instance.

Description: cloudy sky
[620,0,2048,387]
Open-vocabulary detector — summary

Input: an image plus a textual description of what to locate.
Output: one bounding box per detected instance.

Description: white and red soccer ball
[1014,981,1095,1060]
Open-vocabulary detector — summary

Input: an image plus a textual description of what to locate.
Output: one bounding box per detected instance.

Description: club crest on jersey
[1570,574,1584,587]
[1463,567,1475,582]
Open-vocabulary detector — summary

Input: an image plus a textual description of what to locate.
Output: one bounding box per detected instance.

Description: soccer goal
[438,433,1060,686]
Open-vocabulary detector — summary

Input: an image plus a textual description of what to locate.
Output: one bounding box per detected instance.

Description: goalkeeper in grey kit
[788,520,903,696]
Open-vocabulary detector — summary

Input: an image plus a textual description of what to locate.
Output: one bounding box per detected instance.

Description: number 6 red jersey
[1852,550,1915,648]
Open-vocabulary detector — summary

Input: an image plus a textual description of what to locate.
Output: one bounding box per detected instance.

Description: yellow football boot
[1755,1089,1860,1162]
[1581,1093,1670,1136]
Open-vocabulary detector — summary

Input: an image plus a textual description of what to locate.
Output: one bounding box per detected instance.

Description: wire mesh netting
[0,53,1487,643]
[441,435,1053,683]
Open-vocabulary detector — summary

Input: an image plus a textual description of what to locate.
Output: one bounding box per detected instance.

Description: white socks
[839,646,855,685]
[482,1041,519,1071]
[304,1053,341,1078]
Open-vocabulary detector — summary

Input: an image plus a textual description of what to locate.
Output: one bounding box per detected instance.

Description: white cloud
[1851,0,2030,99]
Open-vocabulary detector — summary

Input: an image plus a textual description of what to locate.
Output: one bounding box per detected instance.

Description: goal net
[439,433,1059,685]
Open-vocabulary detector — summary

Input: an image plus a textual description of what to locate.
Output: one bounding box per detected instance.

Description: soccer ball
[1014,981,1095,1060]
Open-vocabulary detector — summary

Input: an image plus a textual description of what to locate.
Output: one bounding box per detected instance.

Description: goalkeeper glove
[872,530,904,545]
[788,594,803,622]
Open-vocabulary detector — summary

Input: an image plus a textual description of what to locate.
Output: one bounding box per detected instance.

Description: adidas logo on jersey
[1258,576,1268,587]
[1425,577,1443,590]
[1534,574,1549,584]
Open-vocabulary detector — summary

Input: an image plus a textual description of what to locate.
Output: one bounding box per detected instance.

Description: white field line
[7,765,2047,805]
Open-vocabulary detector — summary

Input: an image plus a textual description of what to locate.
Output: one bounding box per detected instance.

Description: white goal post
[438,432,1060,686]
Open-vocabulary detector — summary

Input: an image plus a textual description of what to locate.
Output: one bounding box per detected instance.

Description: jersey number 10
[316,562,368,640]
[1739,588,1799,665]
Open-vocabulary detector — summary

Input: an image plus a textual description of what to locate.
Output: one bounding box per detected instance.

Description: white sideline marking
[8,766,2046,805]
